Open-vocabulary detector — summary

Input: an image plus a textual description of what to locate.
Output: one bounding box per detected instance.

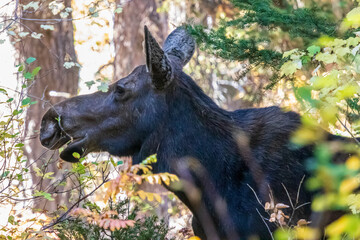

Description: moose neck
[136,72,244,185]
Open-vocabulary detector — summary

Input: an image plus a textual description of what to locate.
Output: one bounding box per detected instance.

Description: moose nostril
[40,121,58,147]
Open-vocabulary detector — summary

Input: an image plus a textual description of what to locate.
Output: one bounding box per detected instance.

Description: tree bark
[19,0,79,211]
[113,0,168,80]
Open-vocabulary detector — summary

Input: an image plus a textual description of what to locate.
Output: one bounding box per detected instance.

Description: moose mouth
[40,122,89,163]
[59,136,89,163]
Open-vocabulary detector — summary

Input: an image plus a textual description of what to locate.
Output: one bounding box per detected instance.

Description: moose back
[40,26,343,239]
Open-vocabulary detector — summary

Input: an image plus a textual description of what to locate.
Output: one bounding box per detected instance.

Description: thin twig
[256,208,274,240]
[247,183,264,207]
[281,183,294,209]
[42,176,109,231]
[337,116,360,144]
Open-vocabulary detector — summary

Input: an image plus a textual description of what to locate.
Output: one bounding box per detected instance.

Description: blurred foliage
[187,0,359,89]
[189,0,360,239]
[56,199,171,240]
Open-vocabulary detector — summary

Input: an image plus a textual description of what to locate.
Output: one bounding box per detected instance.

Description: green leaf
[43,172,54,179]
[18,64,24,72]
[0,88,7,94]
[334,47,350,57]
[15,143,24,148]
[280,61,298,76]
[26,57,36,64]
[1,171,10,179]
[347,37,360,47]
[8,215,14,225]
[315,52,337,64]
[31,66,41,76]
[18,31,29,37]
[85,80,95,89]
[60,12,69,18]
[6,98,14,102]
[23,1,39,11]
[295,86,318,108]
[23,72,32,79]
[97,82,109,92]
[63,62,75,69]
[110,158,116,167]
[72,152,81,159]
[31,32,43,39]
[21,97,31,106]
[282,48,298,58]
[33,190,54,201]
[115,7,123,13]
[12,109,23,116]
[307,45,321,57]
[40,24,55,31]
[301,55,311,64]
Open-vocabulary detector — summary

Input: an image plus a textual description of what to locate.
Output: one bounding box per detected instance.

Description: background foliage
[1,0,360,239]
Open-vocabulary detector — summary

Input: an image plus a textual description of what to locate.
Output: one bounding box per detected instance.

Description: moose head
[40,26,196,163]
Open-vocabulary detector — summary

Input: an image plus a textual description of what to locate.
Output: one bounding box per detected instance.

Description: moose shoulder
[40,26,346,239]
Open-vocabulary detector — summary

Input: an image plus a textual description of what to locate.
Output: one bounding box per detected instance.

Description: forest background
[1,0,360,239]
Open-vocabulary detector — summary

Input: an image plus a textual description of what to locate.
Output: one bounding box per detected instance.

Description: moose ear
[144,26,173,90]
[163,27,195,66]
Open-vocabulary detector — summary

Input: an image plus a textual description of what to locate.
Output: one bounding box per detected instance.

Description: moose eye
[114,83,131,102]
[115,84,126,95]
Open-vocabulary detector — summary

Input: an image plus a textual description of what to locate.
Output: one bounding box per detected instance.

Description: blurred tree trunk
[113,0,171,218]
[113,0,168,80]
[18,0,79,211]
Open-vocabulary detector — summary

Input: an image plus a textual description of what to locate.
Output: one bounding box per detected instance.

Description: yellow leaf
[291,127,321,145]
[346,156,360,170]
[43,172,54,179]
[326,215,349,236]
[153,175,161,184]
[146,176,154,184]
[137,190,146,200]
[169,174,179,182]
[33,167,43,177]
[311,70,338,90]
[161,175,171,186]
[147,192,154,201]
[343,7,360,29]
[335,84,358,99]
[188,237,201,240]
[340,177,360,194]
[320,105,338,125]
[154,193,162,203]
[347,194,360,214]
[294,227,319,240]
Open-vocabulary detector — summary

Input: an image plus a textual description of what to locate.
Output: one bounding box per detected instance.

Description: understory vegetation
[1,0,360,239]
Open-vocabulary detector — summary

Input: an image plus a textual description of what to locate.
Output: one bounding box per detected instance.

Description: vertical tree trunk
[19,0,79,211]
[113,0,168,80]
[113,0,171,218]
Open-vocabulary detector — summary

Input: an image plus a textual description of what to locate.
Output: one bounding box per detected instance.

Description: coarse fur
[40,27,346,239]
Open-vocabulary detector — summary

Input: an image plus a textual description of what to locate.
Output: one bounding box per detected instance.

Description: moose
[40,26,349,239]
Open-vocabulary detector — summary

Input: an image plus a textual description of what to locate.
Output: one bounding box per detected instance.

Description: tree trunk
[113,0,168,80]
[19,0,79,211]
[113,0,172,219]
